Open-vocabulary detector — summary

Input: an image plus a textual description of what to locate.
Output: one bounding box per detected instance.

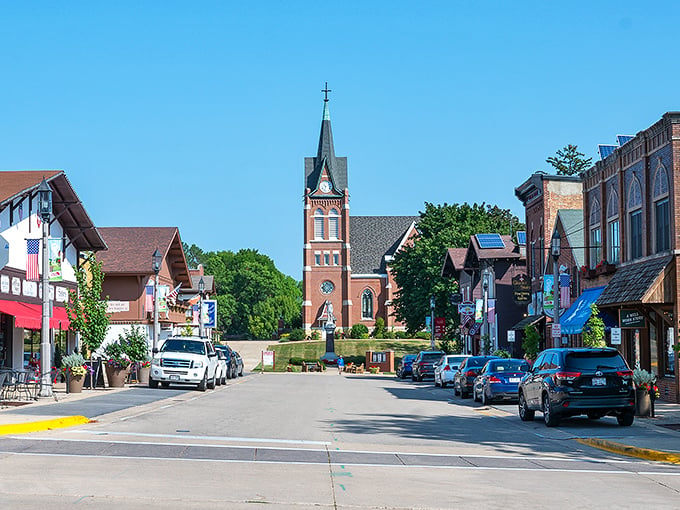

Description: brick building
[581,112,680,402]
[302,96,417,334]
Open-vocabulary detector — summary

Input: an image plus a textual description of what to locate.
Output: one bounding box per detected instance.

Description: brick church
[302,91,417,334]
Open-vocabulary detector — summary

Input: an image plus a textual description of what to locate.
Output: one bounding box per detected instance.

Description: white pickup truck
[149,336,219,391]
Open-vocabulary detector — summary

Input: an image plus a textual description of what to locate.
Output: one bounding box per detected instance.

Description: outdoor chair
[354,363,365,374]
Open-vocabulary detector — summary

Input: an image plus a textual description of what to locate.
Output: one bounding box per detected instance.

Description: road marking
[0,450,676,475]
[67,430,331,446]
[0,416,90,435]
[28,434,633,464]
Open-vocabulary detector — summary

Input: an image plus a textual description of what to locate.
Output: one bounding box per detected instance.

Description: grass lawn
[258,339,431,371]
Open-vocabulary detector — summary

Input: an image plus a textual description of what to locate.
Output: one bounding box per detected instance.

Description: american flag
[26,239,40,281]
[559,273,571,309]
[144,284,154,313]
[166,283,182,306]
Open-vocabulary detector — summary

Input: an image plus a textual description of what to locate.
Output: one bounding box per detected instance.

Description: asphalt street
[1,372,679,509]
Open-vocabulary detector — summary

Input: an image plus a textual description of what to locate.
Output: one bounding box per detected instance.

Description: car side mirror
[152,348,159,354]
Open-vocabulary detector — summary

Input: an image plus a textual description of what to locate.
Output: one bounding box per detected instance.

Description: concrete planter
[635,388,651,417]
[105,365,129,388]
[68,374,85,393]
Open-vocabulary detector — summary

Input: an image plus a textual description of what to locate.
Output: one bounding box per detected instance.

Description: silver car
[434,354,471,387]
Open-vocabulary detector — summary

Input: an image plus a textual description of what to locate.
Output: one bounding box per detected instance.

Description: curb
[576,437,680,464]
[0,415,91,436]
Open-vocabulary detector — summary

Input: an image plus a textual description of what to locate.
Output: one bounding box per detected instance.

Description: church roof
[305,100,348,192]
[350,216,418,275]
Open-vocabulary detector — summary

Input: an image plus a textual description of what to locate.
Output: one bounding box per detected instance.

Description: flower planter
[106,365,129,388]
[635,388,651,417]
[137,365,151,384]
[68,374,85,393]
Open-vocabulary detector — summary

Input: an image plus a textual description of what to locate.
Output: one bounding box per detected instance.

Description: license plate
[509,377,520,383]
[592,377,606,386]
[169,375,180,381]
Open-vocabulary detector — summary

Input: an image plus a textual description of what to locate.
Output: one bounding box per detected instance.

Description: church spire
[316,82,336,173]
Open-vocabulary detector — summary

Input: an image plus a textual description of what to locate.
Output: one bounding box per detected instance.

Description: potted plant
[103,341,131,388]
[633,368,656,417]
[61,352,92,393]
[119,325,151,384]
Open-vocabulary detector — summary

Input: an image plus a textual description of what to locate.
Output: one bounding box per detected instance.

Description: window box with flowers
[595,260,617,276]
[580,265,596,279]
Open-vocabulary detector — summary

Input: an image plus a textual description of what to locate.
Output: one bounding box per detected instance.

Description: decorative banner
[543,275,555,315]
[48,238,63,281]
[475,299,483,323]
[487,299,496,324]
[203,299,217,328]
[158,285,169,313]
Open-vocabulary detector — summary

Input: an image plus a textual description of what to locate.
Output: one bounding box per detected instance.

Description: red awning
[0,299,41,330]
[0,300,70,330]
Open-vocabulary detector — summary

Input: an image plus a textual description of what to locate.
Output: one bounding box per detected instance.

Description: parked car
[473,358,531,404]
[396,354,417,379]
[214,344,237,379]
[412,351,446,381]
[434,354,471,387]
[233,351,244,376]
[518,348,635,427]
[149,336,219,391]
[453,356,500,398]
[215,349,228,385]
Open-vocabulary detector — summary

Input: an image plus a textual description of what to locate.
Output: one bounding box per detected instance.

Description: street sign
[551,323,561,339]
[262,350,275,367]
[457,301,475,316]
[434,317,446,339]
[469,322,481,335]
[507,330,515,343]
[610,327,622,345]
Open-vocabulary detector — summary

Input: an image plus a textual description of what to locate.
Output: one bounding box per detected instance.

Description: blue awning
[561,286,608,335]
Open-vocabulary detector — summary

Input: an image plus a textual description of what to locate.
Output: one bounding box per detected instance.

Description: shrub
[522,325,540,361]
[384,328,396,339]
[288,328,306,342]
[119,324,150,363]
[310,330,321,340]
[349,324,369,339]
[395,331,409,339]
[583,303,606,348]
[438,338,461,354]
[414,331,430,340]
[372,317,386,338]
[289,357,306,365]
[493,349,511,358]
[61,352,87,368]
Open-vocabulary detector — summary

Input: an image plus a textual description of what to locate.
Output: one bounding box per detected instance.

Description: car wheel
[412,373,417,381]
[160,382,170,388]
[239,367,243,377]
[481,388,488,406]
[197,372,207,392]
[434,376,440,387]
[222,374,227,385]
[473,388,479,402]
[587,412,601,420]
[453,383,460,396]
[441,381,447,388]
[460,387,469,399]
[543,394,559,427]
[149,379,159,389]
[207,372,216,389]
[617,411,634,427]
[518,392,535,421]
[215,373,221,386]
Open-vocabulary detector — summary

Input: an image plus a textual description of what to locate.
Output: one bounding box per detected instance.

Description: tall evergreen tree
[546,144,592,176]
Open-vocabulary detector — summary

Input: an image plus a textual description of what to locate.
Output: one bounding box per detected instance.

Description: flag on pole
[187,294,200,305]
[26,239,40,281]
[166,283,182,306]
[559,273,571,308]
[144,284,154,313]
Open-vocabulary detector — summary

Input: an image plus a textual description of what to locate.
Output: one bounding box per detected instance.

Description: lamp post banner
[202,299,217,328]
[48,238,63,281]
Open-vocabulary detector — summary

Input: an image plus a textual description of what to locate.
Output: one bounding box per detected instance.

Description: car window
[161,339,206,355]
[422,353,445,361]
[490,361,530,372]
[565,351,627,370]
[467,358,487,367]
[533,353,545,370]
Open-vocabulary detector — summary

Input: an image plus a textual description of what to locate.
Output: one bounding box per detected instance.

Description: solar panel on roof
[516,231,526,245]
[598,145,617,159]
[616,135,634,146]
[475,233,506,249]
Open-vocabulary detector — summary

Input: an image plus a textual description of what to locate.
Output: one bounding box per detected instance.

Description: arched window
[314,208,325,240]
[653,163,670,252]
[628,177,643,259]
[328,208,339,239]
[607,190,620,263]
[589,198,601,268]
[361,289,373,320]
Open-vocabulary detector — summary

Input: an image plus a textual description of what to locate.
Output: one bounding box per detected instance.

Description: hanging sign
[512,274,531,304]
[620,309,645,329]
[458,301,475,316]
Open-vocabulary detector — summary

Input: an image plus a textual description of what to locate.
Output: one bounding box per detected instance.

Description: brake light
[555,371,581,383]
[616,370,633,379]
[488,376,502,383]
[466,370,477,377]
[443,365,450,371]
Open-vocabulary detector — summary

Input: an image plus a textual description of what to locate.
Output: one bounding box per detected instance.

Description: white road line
[67,430,332,446]
[0,450,675,475]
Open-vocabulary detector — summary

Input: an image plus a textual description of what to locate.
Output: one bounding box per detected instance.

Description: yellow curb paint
[0,415,91,435]
[576,438,680,464]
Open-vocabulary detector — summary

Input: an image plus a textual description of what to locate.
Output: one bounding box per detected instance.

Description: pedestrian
[337,355,344,374]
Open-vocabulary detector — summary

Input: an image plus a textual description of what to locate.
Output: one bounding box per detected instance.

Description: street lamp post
[429,295,435,350]
[38,178,53,397]
[482,274,489,355]
[152,249,162,352]
[198,277,205,338]
[551,229,561,348]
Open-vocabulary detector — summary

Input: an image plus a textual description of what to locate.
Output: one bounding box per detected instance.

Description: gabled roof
[0,170,106,252]
[96,227,191,285]
[349,216,418,275]
[182,274,216,295]
[463,234,523,270]
[597,255,673,306]
[556,209,584,268]
[441,248,468,278]
[305,101,348,192]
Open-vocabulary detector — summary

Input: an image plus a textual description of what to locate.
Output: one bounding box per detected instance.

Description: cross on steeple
[322,82,332,102]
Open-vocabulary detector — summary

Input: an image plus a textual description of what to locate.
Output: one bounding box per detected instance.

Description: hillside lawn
[258,339,432,372]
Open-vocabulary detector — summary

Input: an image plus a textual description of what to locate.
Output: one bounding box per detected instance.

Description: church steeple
[305,82,348,193]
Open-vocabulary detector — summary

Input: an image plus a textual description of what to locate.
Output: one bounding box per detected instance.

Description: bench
[302,362,322,373]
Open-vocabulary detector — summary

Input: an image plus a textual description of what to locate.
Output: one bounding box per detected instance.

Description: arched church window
[314,208,325,239]
[361,289,373,320]
[328,209,339,239]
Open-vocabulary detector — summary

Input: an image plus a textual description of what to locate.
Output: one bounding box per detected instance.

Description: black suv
[411,351,445,381]
[518,348,635,427]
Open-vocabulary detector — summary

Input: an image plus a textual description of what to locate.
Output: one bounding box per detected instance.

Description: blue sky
[1,2,679,280]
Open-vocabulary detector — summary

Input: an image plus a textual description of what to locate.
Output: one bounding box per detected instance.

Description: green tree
[182,242,206,268]
[522,324,540,361]
[66,256,110,357]
[546,144,592,176]
[391,202,524,333]
[583,303,606,348]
